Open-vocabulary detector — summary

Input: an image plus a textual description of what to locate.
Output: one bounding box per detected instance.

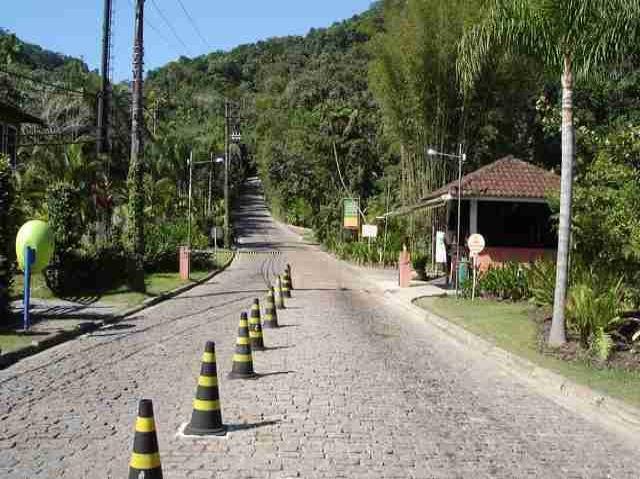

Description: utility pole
[188,151,193,248]
[97,0,113,155]
[208,152,214,217]
[127,0,146,292]
[224,100,230,248]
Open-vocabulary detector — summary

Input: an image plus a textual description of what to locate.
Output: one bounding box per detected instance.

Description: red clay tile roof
[424,156,560,201]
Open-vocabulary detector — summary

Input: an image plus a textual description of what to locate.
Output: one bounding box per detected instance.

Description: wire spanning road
[0,178,638,478]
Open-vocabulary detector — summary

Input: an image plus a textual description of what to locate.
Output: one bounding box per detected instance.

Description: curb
[0,252,236,369]
[388,292,640,443]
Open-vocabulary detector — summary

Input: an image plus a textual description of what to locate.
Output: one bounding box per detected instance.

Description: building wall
[475,247,555,272]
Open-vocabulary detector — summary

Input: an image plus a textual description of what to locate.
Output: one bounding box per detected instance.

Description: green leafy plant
[528,259,556,307]
[478,262,530,301]
[44,182,83,296]
[590,327,614,362]
[412,254,429,280]
[566,275,624,347]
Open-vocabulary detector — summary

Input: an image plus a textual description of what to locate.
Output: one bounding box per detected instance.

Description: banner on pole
[343,198,360,230]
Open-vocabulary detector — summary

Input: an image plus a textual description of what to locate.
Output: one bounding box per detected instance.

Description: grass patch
[2,251,235,352]
[416,296,640,407]
[0,333,34,354]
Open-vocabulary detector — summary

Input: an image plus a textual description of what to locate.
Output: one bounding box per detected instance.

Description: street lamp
[427,145,467,296]
[187,153,225,248]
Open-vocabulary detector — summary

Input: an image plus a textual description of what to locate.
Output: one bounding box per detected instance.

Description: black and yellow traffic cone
[248,303,265,351]
[275,276,286,310]
[184,341,227,436]
[287,263,294,290]
[128,399,163,479]
[263,287,279,328]
[282,272,292,299]
[229,313,257,379]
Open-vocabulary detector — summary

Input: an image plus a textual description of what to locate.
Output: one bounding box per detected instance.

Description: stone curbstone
[0,252,235,369]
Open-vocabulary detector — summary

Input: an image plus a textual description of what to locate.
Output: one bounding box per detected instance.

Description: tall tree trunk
[549,55,574,346]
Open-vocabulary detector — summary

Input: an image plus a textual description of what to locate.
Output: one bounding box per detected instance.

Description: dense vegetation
[2,0,640,354]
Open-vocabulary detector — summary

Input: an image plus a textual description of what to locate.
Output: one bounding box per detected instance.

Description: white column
[470,199,478,235]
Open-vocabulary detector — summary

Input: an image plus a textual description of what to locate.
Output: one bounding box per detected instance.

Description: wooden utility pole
[126,0,146,291]
[97,0,113,155]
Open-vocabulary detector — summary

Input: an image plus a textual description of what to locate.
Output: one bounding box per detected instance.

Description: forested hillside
[4,0,640,320]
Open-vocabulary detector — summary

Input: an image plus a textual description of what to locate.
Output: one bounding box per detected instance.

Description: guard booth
[421,156,560,271]
[0,100,45,168]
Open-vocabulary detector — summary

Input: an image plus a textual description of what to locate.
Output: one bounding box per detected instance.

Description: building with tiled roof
[423,156,560,202]
[406,156,560,273]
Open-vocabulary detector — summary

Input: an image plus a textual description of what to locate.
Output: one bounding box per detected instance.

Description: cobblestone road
[1,179,639,478]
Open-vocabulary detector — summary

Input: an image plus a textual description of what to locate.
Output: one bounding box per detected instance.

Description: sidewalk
[349,260,640,444]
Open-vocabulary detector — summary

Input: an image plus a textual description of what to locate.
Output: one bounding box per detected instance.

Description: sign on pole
[467,234,486,300]
[362,224,378,238]
[467,234,486,257]
[435,231,446,264]
[343,198,360,230]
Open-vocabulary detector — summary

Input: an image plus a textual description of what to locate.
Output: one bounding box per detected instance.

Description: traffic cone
[263,287,279,328]
[184,341,227,436]
[282,272,292,298]
[287,263,294,290]
[229,313,257,379]
[128,399,163,479]
[275,276,286,310]
[248,303,265,351]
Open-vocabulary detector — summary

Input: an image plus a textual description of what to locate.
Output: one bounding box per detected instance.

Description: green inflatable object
[16,220,54,273]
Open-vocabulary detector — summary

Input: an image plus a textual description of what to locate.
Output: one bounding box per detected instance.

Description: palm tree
[458,0,640,346]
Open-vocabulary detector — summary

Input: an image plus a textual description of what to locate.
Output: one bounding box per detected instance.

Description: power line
[0,67,92,97]
[125,0,179,54]
[149,0,191,54]
[175,0,210,50]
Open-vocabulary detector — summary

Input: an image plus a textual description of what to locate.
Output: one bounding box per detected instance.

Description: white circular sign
[467,234,486,256]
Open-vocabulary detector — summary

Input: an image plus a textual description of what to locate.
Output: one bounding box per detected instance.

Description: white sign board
[435,231,447,264]
[467,233,486,257]
[362,224,378,238]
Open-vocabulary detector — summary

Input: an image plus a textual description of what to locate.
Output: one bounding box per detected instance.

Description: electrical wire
[125,0,180,54]
[149,0,192,54]
[175,0,211,50]
[0,67,92,97]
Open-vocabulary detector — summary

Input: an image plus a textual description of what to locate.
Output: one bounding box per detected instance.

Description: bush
[144,221,209,273]
[566,274,624,347]
[477,262,530,301]
[45,183,83,295]
[0,156,14,321]
[528,259,556,306]
[412,254,429,279]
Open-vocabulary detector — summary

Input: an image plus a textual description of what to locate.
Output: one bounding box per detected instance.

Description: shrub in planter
[0,156,14,321]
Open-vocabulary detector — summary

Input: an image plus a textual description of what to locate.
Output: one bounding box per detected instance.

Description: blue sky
[4,0,374,81]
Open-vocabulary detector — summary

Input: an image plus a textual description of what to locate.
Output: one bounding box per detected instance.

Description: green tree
[458,0,640,346]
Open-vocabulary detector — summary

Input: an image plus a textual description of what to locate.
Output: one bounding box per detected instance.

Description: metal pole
[188,150,193,248]
[455,143,463,297]
[208,152,213,217]
[224,101,230,248]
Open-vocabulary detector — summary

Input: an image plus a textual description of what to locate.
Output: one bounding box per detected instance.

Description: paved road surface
[0,179,637,478]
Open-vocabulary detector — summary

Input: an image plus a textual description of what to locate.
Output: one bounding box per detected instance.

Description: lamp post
[427,145,466,296]
[188,153,225,248]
